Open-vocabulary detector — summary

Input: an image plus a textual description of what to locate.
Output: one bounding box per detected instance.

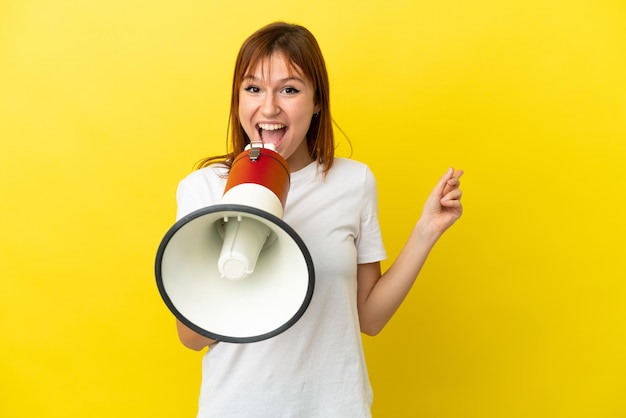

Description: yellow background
[1,0,625,417]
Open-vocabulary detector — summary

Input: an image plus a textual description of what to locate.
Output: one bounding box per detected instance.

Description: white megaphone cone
[155,142,315,343]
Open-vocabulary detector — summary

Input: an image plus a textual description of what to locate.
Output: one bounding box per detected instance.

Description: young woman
[174,21,463,418]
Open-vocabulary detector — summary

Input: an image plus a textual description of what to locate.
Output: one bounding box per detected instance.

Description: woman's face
[238,53,319,172]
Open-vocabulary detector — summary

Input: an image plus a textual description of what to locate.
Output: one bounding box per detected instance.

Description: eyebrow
[242,75,306,84]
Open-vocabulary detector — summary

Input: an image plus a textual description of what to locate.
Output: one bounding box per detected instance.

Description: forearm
[176,319,217,351]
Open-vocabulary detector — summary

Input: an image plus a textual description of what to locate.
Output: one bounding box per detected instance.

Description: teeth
[257,123,285,131]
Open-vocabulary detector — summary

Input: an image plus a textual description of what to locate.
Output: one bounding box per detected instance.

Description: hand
[417,168,464,240]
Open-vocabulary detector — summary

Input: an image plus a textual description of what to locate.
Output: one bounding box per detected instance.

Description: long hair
[196,22,335,175]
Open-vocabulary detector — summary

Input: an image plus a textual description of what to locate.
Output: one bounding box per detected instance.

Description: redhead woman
[172,21,463,418]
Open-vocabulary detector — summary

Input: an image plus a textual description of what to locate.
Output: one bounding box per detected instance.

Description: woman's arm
[176,319,218,351]
[357,168,463,336]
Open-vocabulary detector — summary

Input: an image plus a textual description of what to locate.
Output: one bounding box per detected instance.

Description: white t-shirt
[175,158,387,418]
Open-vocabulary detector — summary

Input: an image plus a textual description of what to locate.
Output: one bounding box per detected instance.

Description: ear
[313,104,321,116]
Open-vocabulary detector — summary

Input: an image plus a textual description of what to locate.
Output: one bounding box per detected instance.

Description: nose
[261,92,280,116]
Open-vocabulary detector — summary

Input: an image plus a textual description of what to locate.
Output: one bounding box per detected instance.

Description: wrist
[414,219,442,247]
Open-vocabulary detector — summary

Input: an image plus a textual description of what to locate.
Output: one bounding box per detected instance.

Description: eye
[244,85,261,94]
[282,87,300,94]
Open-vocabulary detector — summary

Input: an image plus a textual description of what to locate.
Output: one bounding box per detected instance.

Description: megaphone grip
[218,216,271,281]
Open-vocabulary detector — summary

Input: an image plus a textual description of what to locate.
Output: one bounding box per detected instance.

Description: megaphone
[155,143,315,343]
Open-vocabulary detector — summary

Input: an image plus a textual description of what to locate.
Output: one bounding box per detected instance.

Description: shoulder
[178,164,228,190]
[175,164,228,219]
[331,157,370,171]
[327,158,377,186]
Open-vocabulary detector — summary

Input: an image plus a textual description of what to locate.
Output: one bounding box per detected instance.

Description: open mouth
[257,123,287,147]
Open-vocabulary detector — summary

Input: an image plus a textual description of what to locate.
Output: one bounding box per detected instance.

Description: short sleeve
[356,167,386,264]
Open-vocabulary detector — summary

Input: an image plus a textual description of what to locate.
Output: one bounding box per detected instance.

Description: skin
[176,52,463,350]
